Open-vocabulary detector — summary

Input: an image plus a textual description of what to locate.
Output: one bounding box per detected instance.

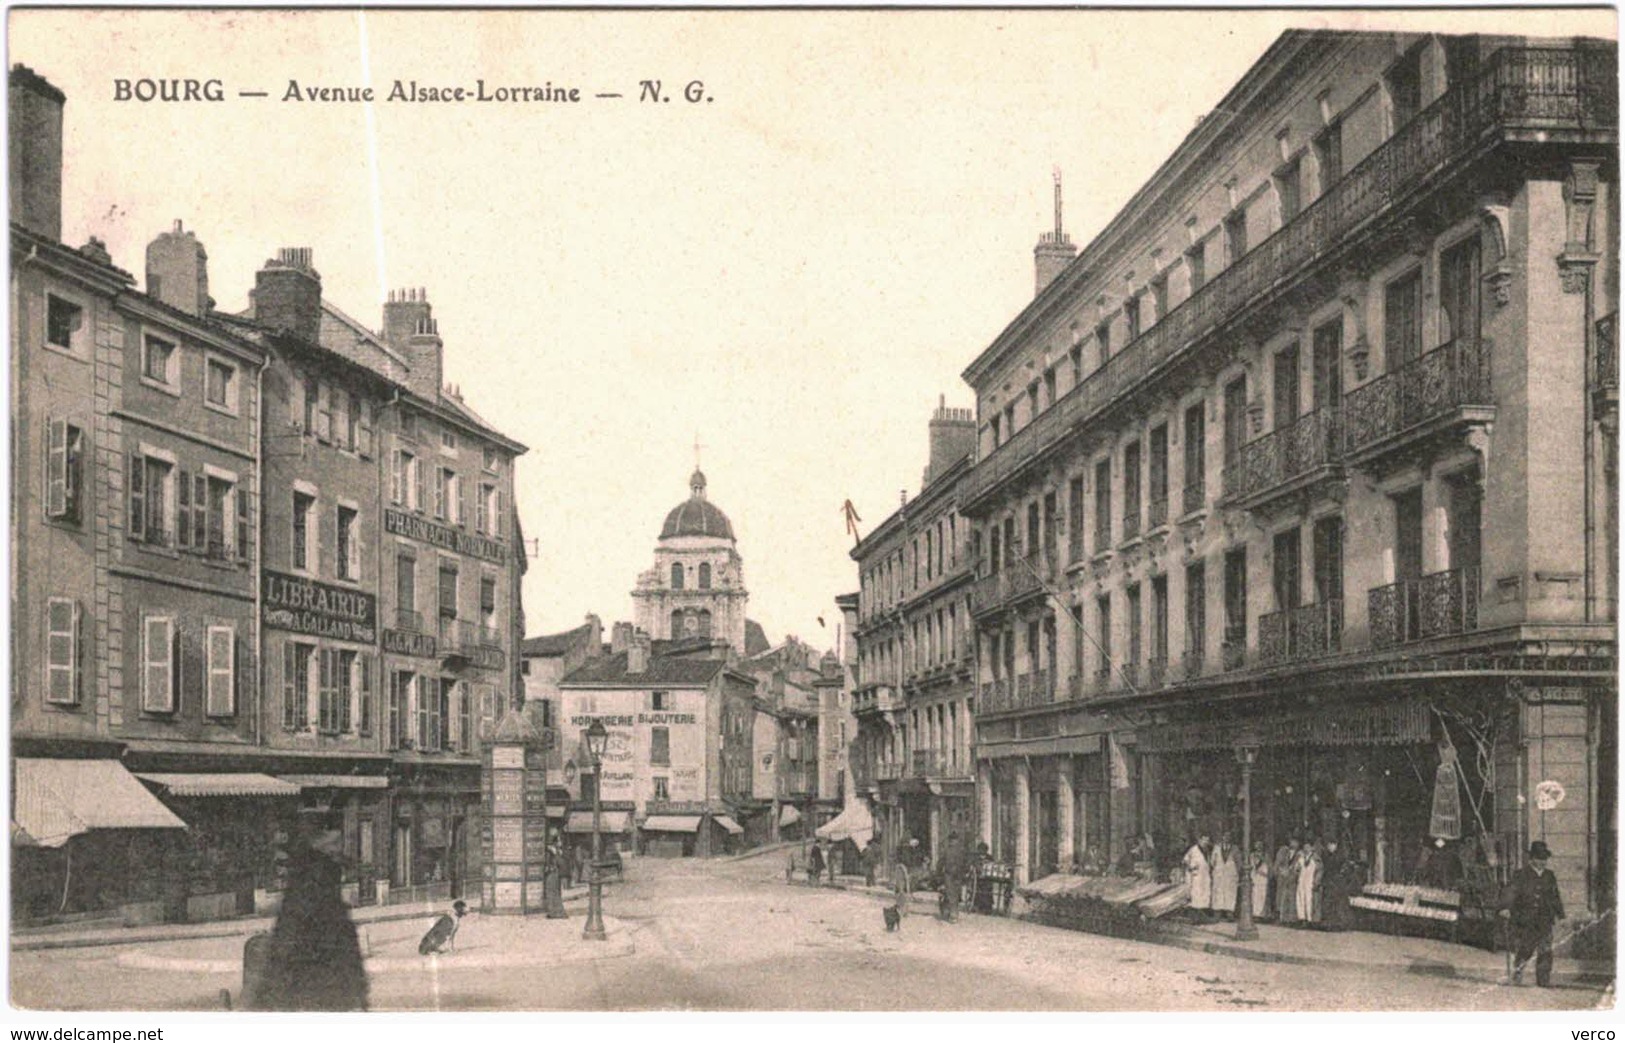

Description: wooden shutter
[45,598,79,705]
[358,655,373,736]
[413,458,426,512]
[206,625,235,716]
[283,642,299,730]
[45,418,67,518]
[493,488,504,538]
[390,449,404,505]
[144,617,174,712]
[236,485,251,564]
[193,474,207,550]
[358,402,373,458]
[129,452,146,541]
[387,672,401,748]
[315,383,332,443]
[476,484,488,534]
[176,468,193,549]
[338,652,353,733]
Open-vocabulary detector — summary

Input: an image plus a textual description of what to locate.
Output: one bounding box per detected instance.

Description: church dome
[659,469,735,541]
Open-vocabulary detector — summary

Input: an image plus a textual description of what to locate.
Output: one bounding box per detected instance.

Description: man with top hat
[1501,840,1565,987]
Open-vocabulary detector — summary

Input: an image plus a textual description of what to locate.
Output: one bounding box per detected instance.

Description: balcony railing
[969,565,1044,613]
[1258,600,1345,666]
[1122,506,1141,541]
[1344,338,1492,456]
[978,678,1011,715]
[1221,632,1248,672]
[1069,531,1086,564]
[876,762,903,781]
[1067,672,1084,701]
[911,750,964,777]
[1147,656,1168,688]
[1228,408,1342,504]
[1148,493,1169,530]
[1369,565,1482,649]
[960,46,1614,509]
[1182,646,1206,680]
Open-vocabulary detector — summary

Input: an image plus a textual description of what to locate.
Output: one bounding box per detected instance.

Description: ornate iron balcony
[1258,600,1345,666]
[968,565,1045,614]
[1148,494,1169,530]
[1229,408,1342,506]
[1344,338,1492,458]
[960,46,1615,510]
[1369,565,1482,650]
[1221,632,1248,672]
[1182,476,1207,517]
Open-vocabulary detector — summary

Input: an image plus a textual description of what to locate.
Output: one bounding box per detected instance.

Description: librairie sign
[263,570,377,642]
[385,507,507,564]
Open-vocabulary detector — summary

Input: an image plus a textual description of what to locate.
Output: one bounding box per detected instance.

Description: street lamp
[1233,728,1261,942]
[582,719,609,941]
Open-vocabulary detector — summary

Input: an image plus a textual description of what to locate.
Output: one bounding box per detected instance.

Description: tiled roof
[561,653,725,687]
[521,622,597,658]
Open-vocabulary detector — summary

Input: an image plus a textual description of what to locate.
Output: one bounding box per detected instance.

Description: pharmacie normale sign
[262,569,378,643]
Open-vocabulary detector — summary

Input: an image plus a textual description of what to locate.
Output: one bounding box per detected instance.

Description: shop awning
[278,774,390,790]
[642,815,703,833]
[979,733,1102,760]
[713,815,744,835]
[563,810,631,834]
[815,801,874,844]
[136,773,302,798]
[15,759,186,847]
[779,804,801,826]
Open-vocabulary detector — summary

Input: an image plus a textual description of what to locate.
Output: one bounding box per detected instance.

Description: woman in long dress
[1274,836,1301,923]
[1209,838,1239,919]
[1249,840,1271,921]
[1183,835,1213,919]
[1296,840,1324,926]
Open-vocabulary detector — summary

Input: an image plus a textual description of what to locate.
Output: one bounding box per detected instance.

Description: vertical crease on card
[357,9,388,301]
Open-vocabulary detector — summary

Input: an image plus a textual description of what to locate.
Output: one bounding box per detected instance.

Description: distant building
[633,470,750,654]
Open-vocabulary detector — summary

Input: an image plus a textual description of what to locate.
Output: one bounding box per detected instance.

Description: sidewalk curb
[13,891,592,954]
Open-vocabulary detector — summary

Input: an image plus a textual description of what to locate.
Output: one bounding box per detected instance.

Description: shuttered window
[206,625,235,716]
[283,641,313,730]
[236,484,251,564]
[357,654,374,736]
[44,419,84,523]
[143,616,177,713]
[177,468,193,550]
[45,597,81,705]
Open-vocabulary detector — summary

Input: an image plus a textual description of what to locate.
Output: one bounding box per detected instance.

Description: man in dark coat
[250,832,368,1011]
[807,840,826,886]
[1502,840,1565,987]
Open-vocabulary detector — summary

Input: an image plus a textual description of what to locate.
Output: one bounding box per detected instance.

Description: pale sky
[10,8,1613,647]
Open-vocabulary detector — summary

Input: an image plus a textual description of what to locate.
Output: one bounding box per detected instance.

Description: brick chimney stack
[146,220,211,316]
[924,394,977,485]
[9,65,64,242]
[627,630,651,674]
[1034,167,1077,296]
[383,287,443,401]
[610,621,634,656]
[253,248,322,345]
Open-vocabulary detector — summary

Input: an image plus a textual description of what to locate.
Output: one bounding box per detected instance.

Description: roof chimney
[627,630,651,675]
[9,65,64,242]
[610,621,634,656]
[924,393,976,486]
[1034,167,1077,296]
[383,287,443,401]
[253,248,322,344]
[146,220,211,316]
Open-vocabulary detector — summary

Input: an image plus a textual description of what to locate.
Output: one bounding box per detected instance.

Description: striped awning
[713,815,744,835]
[779,804,801,826]
[642,814,703,833]
[15,759,186,846]
[278,774,390,790]
[136,773,302,798]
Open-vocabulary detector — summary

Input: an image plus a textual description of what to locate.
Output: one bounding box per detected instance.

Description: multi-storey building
[956,31,1615,948]
[850,401,978,866]
[10,64,532,922]
[11,65,282,923]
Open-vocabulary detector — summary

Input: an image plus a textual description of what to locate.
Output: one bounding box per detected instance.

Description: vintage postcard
[6,4,1618,1022]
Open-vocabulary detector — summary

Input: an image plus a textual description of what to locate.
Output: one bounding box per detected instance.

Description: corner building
[958,31,1616,946]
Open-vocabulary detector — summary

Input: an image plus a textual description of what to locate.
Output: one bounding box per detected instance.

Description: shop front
[390,763,481,905]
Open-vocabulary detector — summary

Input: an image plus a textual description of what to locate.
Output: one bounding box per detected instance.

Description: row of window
[381,671,496,754]
[299,373,375,456]
[669,562,714,590]
[986,41,1477,455]
[858,595,968,689]
[390,447,506,537]
[281,641,376,735]
[134,614,241,717]
[395,551,501,630]
[129,449,249,563]
[859,512,962,619]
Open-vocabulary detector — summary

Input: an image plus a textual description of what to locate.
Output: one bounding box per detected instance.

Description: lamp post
[582,719,608,941]
[1233,728,1261,942]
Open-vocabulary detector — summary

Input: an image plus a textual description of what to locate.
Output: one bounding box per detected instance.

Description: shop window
[44,597,82,706]
[651,726,671,766]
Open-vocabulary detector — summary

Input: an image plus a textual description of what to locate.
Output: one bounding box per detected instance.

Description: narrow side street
[10,852,1609,1012]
